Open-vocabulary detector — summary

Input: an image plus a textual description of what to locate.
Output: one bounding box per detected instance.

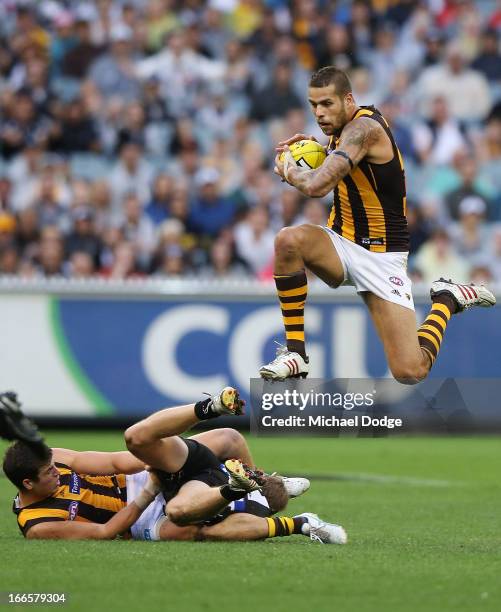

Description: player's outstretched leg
[366,277,496,384]
[419,278,496,367]
[259,225,345,380]
[197,511,347,544]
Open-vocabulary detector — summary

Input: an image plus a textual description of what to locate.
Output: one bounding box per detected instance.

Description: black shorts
[157,439,228,502]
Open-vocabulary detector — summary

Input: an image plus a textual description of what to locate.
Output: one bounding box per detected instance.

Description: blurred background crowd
[1,0,501,285]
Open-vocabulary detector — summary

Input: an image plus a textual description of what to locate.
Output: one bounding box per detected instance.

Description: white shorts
[321,227,415,311]
[126,470,271,541]
[127,471,167,541]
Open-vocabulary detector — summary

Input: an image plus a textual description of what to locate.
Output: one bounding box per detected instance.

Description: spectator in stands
[234,206,275,275]
[49,11,77,78]
[109,141,153,214]
[38,236,64,277]
[154,244,186,277]
[379,96,416,161]
[88,23,140,103]
[412,96,467,166]
[115,101,148,153]
[469,263,494,285]
[422,28,446,67]
[136,27,225,118]
[407,205,432,255]
[151,218,188,274]
[444,154,493,220]
[250,60,303,122]
[65,206,102,266]
[188,168,236,239]
[317,23,360,73]
[69,251,95,279]
[414,227,469,284]
[15,207,39,260]
[367,24,401,91]
[32,170,70,233]
[49,98,100,154]
[450,196,490,257]
[303,199,328,226]
[104,241,142,279]
[204,237,249,279]
[119,192,156,270]
[472,28,501,82]
[145,174,173,225]
[0,91,50,160]
[0,241,19,275]
[416,41,491,122]
[141,76,170,124]
[62,15,103,80]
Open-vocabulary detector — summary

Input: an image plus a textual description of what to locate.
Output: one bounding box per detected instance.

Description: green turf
[1,433,500,612]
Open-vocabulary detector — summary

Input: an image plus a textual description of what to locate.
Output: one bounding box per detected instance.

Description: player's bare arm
[275,117,385,197]
[26,473,160,540]
[52,448,145,475]
[51,428,252,477]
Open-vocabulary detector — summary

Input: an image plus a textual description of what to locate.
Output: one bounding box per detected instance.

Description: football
[279,139,326,169]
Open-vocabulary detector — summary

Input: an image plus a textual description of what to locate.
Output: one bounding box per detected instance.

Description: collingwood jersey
[327,105,409,253]
[13,463,127,537]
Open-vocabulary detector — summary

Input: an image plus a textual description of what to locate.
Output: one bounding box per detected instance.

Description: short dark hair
[2,441,52,490]
[261,475,289,512]
[309,66,352,98]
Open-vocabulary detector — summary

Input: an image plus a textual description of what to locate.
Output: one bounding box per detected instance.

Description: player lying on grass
[1,390,347,544]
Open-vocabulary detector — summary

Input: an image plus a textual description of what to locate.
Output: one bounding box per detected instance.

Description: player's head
[261,475,289,512]
[2,440,59,495]
[308,66,356,135]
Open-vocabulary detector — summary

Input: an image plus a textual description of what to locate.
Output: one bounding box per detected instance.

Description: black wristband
[333,149,354,169]
[220,484,246,501]
[194,398,218,420]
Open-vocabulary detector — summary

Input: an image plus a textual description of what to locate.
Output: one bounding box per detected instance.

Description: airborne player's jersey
[327,105,409,253]
[13,463,127,537]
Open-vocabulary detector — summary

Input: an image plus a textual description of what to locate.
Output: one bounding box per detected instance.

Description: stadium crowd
[1,0,501,284]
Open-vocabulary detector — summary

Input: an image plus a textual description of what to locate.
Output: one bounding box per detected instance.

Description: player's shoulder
[339,114,385,148]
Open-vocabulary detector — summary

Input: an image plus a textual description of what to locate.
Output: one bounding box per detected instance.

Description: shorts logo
[68,501,79,521]
[144,529,152,541]
[361,237,385,246]
[69,473,80,494]
[389,276,404,286]
[405,293,411,301]
[391,289,401,297]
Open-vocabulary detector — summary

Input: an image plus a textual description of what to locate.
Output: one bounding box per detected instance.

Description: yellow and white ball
[280,139,326,169]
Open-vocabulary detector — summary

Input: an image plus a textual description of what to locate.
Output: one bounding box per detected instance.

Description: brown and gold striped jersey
[13,463,127,537]
[326,105,409,253]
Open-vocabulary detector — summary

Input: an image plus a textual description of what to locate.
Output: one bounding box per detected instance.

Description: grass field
[1,433,500,612]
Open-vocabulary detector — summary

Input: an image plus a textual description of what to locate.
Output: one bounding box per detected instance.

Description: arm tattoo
[286,117,382,198]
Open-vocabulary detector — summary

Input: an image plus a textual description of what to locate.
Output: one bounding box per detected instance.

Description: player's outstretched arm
[277,117,382,197]
[26,474,160,540]
[52,448,145,475]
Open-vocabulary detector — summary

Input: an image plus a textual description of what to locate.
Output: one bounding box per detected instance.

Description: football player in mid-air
[1,390,347,544]
[260,66,495,384]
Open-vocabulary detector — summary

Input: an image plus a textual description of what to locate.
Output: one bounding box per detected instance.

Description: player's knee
[165,501,189,526]
[391,362,428,385]
[275,226,302,254]
[124,424,149,450]
[221,427,245,457]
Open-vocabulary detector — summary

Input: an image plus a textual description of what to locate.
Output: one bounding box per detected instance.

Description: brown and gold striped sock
[265,516,307,538]
[417,297,453,367]
[274,270,308,358]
